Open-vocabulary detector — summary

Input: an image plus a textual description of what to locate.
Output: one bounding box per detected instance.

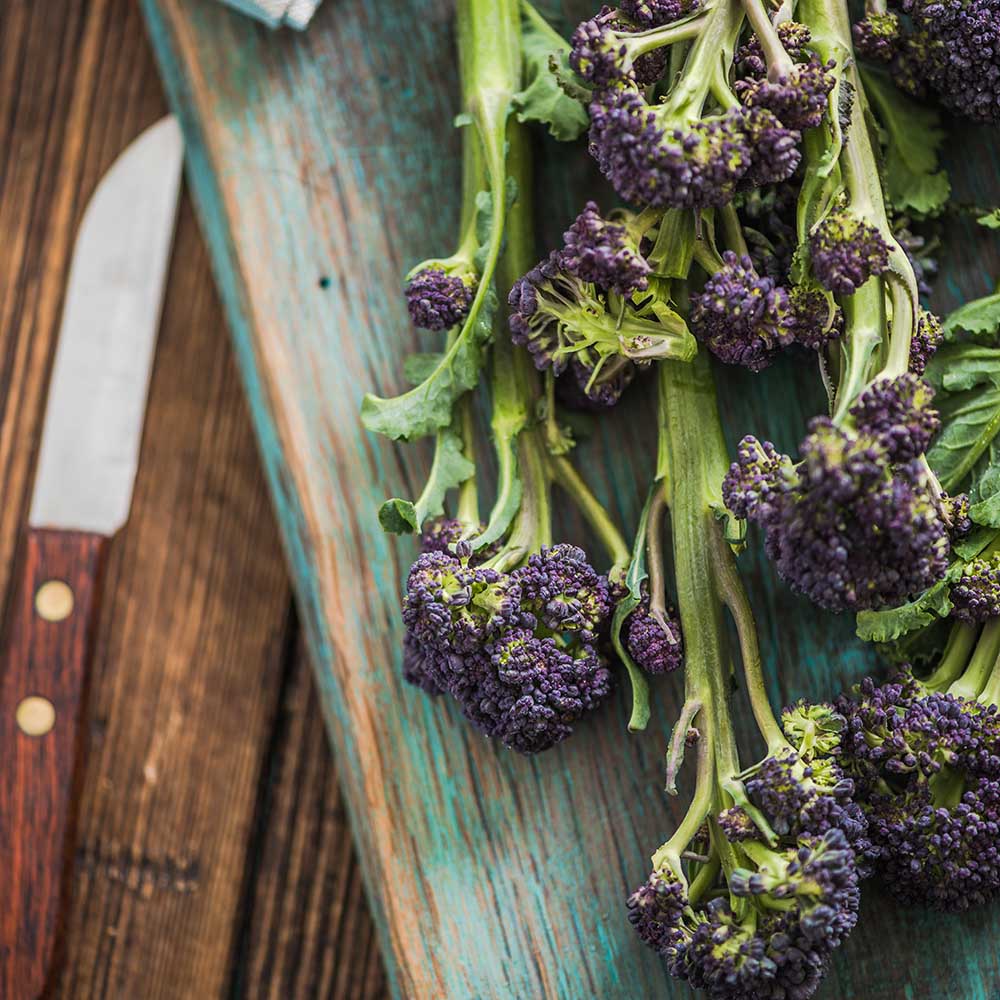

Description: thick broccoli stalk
[400,120,639,753]
[837,615,1000,910]
[627,355,866,1000]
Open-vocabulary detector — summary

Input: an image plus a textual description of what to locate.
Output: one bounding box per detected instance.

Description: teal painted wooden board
[140,1,1000,995]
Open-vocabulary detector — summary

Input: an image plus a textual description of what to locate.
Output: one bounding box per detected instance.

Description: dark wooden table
[0,1,386,995]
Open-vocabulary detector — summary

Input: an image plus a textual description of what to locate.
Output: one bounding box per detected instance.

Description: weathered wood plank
[141,0,1000,996]
[0,1,386,993]
[232,633,387,1000]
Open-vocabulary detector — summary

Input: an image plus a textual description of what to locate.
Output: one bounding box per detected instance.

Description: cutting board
[141,1,1000,996]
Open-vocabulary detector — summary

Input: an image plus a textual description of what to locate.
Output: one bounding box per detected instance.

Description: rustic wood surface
[0,1,385,996]
[140,0,1000,996]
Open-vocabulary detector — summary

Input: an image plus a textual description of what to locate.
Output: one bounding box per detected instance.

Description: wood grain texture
[0,529,107,1000]
[233,635,388,1000]
[0,0,384,994]
[140,0,1000,997]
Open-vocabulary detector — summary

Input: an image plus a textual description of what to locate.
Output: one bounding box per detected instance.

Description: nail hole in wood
[35,580,74,622]
[16,696,56,737]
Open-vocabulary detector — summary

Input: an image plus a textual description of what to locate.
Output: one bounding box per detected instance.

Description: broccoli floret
[808,210,891,295]
[404,265,476,331]
[690,251,795,372]
[837,643,1000,910]
[894,1,1000,124]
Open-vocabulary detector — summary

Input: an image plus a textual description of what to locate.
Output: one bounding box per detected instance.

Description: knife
[0,116,183,1000]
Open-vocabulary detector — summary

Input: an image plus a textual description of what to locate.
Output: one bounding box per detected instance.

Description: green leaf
[925,344,1000,393]
[361,287,497,441]
[377,426,475,535]
[403,352,444,386]
[862,67,951,216]
[362,187,505,442]
[927,383,1000,492]
[610,488,656,733]
[856,573,956,643]
[943,292,1000,339]
[978,209,1000,230]
[512,4,589,142]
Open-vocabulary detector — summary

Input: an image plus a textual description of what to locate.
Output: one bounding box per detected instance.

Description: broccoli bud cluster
[838,668,1000,910]
[402,542,614,753]
[723,375,963,611]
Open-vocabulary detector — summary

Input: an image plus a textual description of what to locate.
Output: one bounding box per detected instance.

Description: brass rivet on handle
[35,580,74,622]
[16,696,56,737]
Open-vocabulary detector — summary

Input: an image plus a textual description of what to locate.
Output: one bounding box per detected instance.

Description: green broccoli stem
[618,10,707,64]
[978,647,1000,707]
[457,0,521,335]
[661,0,745,122]
[709,524,789,754]
[456,394,480,526]
[548,454,631,574]
[832,278,886,424]
[739,0,795,78]
[802,0,920,389]
[657,354,745,790]
[925,621,979,691]
[949,618,1000,700]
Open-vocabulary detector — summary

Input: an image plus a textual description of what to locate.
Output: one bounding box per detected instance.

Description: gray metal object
[29,116,183,536]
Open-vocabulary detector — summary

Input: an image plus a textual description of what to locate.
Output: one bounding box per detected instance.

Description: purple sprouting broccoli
[508,246,694,380]
[587,88,756,210]
[620,0,699,28]
[569,6,686,88]
[909,308,944,375]
[951,553,1000,622]
[788,284,844,352]
[404,265,475,331]
[852,12,901,62]
[560,201,651,295]
[515,544,612,643]
[402,550,524,655]
[739,107,803,186]
[690,251,796,372]
[466,629,613,754]
[723,418,958,612]
[400,543,620,754]
[849,373,941,464]
[626,359,865,1000]
[737,20,813,79]
[896,1,1000,124]
[624,590,683,674]
[837,651,1000,910]
[737,54,836,131]
[809,210,891,295]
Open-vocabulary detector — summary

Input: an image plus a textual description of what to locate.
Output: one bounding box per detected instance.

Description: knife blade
[0,115,183,1000]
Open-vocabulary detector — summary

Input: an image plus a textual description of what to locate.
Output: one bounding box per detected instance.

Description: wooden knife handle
[0,528,108,1000]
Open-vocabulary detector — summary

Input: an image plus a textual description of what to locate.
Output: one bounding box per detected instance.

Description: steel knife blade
[0,115,183,1000]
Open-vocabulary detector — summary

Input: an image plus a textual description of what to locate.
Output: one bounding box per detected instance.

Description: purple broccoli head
[737,21,813,78]
[690,251,795,372]
[587,88,753,209]
[838,672,1000,909]
[788,284,843,352]
[560,201,651,295]
[737,55,836,131]
[909,308,944,376]
[853,12,901,61]
[624,592,684,674]
[951,554,1000,622]
[898,0,1000,124]
[724,420,954,612]
[849,373,940,464]
[620,0,699,27]
[809,211,891,295]
[405,265,474,330]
